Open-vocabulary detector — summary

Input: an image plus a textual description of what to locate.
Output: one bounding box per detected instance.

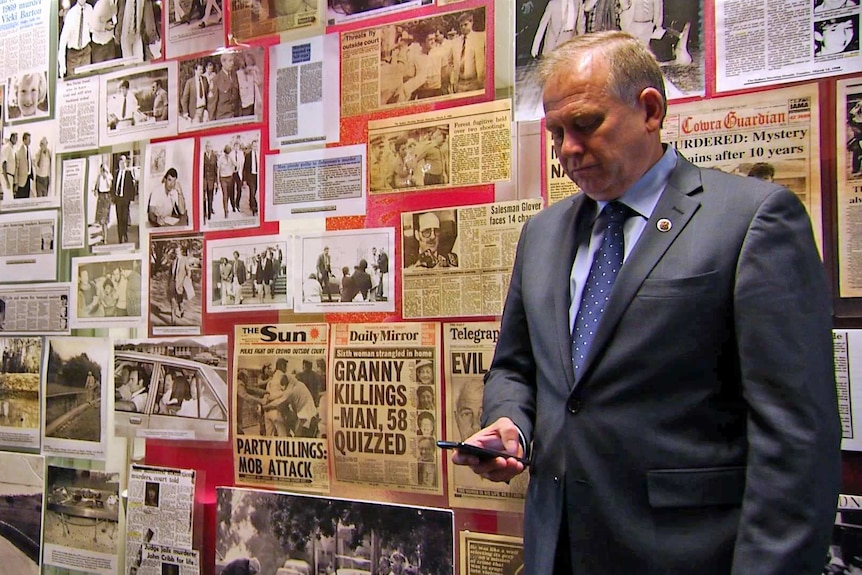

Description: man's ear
[639,87,665,132]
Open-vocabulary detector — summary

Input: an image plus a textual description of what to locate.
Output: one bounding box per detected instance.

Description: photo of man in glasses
[404,210,459,269]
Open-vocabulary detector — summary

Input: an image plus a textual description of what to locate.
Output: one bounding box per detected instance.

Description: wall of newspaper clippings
[0,0,858,573]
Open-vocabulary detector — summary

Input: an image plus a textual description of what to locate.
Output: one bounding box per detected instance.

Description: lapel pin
[656,218,672,232]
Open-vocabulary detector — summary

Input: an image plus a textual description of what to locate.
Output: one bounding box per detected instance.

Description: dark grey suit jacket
[483,155,840,575]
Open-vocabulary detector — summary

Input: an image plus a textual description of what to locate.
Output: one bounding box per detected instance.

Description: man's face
[455,381,484,440]
[460,19,472,35]
[418,439,434,461]
[222,55,235,73]
[112,268,121,282]
[165,175,177,191]
[419,416,434,436]
[22,134,30,146]
[544,55,659,202]
[117,84,127,97]
[416,221,439,253]
[819,20,854,54]
[418,388,433,408]
[129,369,142,391]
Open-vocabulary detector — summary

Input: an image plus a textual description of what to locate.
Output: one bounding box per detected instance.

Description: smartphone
[436,440,529,466]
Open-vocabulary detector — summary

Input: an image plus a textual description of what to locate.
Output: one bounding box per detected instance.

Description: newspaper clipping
[85,146,144,252]
[149,233,203,336]
[55,76,100,153]
[0,337,41,451]
[715,0,862,93]
[99,62,179,147]
[42,337,109,460]
[445,322,528,511]
[824,493,862,573]
[229,0,319,43]
[339,4,489,117]
[136,544,200,575]
[0,283,70,335]
[43,465,120,575]
[0,0,51,82]
[367,99,512,193]
[401,200,542,319]
[834,329,862,451]
[329,322,443,494]
[268,35,339,150]
[326,0,428,26]
[460,532,524,575]
[233,323,329,492]
[126,464,196,575]
[544,129,578,205]
[837,78,862,297]
[164,0,223,60]
[264,144,366,221]
[61,158,87,250]
[662,83,823,251]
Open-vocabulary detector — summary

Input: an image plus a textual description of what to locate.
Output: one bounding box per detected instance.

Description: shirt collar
[595,145,677,219]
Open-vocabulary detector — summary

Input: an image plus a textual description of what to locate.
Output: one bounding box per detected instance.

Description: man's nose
[558,131,585,159]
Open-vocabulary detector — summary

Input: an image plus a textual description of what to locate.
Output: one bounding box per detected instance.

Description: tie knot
[602,201,631,225]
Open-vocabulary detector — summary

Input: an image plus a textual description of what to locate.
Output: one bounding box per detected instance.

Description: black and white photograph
[5,70,50,122]
[0,453,43,575]
[815,15,860,58]
[235,353,326,438]
[823,494,862,574]
[56,0,163,79]
[199,130,262,231]
[0,120,59,210]
[42,337,109,460]
[0,338,42,450]
[43,465,120,574]
[216,487,454,575]
[0,210,57,282]
[515,0,704,120]
[207,235,290,313]
[143,138,194,233]
[149,233,203,336]
[847,92,862,179]
[230,0,317,42]
[401,209,459,270]
[113,335,229,441]
[368,126,449,191]
[71,254,146,330]
[165,0,225,59]
[86,147,143,251]
[176,47,264,134]
[376,6,488,107]
[99,62,179,146]
[295,228,394,313]
[326,0,430,26]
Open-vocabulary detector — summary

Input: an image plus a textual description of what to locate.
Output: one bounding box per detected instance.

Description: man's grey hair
[537,31,667,116]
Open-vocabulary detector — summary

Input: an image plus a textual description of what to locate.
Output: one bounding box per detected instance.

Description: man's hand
[450,417,526,482]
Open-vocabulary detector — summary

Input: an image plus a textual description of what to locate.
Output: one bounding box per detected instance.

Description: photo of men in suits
[13,132,33,199]
[112,154,137,244]
[199,131,260,231]
[452,32,840,575]
[208,240,288,310]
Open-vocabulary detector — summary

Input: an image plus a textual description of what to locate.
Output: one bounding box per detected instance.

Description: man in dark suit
[208,52,240,121]
[202,141,218,222]
[452,32,841,575]
[243,139,259,216]
[181,63,209,124]
[112,155,136,243]
[231,250,247,304]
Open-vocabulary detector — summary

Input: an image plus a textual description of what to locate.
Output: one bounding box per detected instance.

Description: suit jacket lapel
[575,157,703,385]
[553,193,595,390]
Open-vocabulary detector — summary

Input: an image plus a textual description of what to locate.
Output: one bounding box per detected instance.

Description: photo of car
[114,350,228,441]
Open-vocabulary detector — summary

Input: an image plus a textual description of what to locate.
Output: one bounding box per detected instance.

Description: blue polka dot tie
[572,201,632,376]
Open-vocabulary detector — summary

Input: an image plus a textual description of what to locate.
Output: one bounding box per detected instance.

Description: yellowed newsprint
[233,323,330,493]
[662,83,823,253]
[544,129,580,205]
[329,322,443,494]
[229,0,319,43]
[444,322,528,512]
[836,78,862,297]
[460,532,524,575]
[401,199,543,319]
[368,99,512,194]
[340,3,489,117]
